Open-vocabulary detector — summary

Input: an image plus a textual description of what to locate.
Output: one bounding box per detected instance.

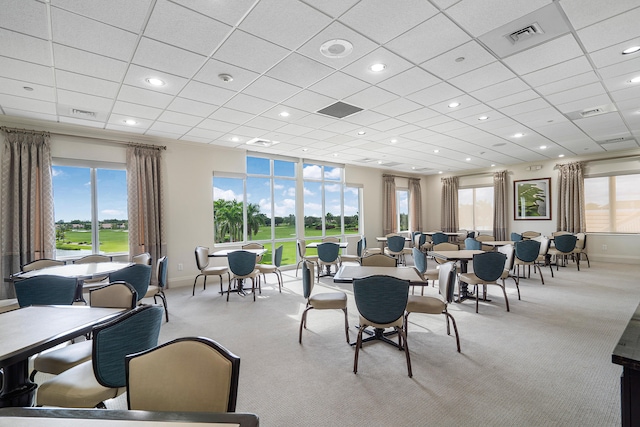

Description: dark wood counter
[612,301,640,427]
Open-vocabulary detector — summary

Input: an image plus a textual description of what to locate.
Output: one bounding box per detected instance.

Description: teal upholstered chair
[411,247,439,294]
[227,250,260,301]
[37,304,163,408]
[257,245,283,292]
[353,275,412,377]
[109,264,152,302]
[384,234,408,265]
[458,252,509,313]
[548,234,578,270]
[510,232,523,242]
[141,256,169,321]
[464,237,482,250]
[431,232,448,245]
[316,242,341,279]
[514,239,543,286]
[14,275,77,307]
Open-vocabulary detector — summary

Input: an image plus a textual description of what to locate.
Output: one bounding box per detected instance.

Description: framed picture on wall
[514,178,551,220]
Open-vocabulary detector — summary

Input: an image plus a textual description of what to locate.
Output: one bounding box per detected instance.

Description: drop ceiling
[1,0,639,174]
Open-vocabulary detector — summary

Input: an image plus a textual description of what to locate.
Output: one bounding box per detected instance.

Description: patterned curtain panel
[408,178,422,232]
[382,175,396,235]
[1,127,55,299]
[557,162,585,233]
[493,171,508,240]
[440,176,459,233]
[127,146,167,284]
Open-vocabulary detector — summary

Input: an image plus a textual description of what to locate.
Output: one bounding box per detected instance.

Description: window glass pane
[274,160,295,177]
[325,182,341,236]
[615,174,640,233]
[458,188,474,230]
[344,186,360,235]
[247,177,270,240]
[397,190,409,232]
[304,181,322,238]
[475,187,494,232]
[246,156,270,175]
[96,169,128,254]
[274,179,295,239]
[302,163,322,180]
[585,177,610,232]
[53,166,93,257]
[213,177,244,243]
[324,166,341,181]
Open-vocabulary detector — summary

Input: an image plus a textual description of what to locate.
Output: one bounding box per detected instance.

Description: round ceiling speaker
[320,39,353,59]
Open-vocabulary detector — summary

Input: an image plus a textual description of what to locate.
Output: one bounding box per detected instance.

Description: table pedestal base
[0,361,36,408]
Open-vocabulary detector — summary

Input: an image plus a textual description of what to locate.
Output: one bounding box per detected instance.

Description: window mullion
[90,168,99,254]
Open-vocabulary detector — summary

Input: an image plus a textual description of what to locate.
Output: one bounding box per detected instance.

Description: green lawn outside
[56,229,128,253]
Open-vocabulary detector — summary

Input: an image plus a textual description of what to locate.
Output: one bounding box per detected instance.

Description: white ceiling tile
[469,78,530,103]
[179,81,235,105]
[369,118,406,132]
[0,29,52,65]
[300,0,360,18]
[273,123,315,136]
[561,0,640,29]
[266,53,334,88]
[535,71,599,96]
[545,82,606,105]
[224,93,274,115]
[57,89,113,112]
[555,94,612,114]
[377,67,441,97]
[170,0,256,26]
[597,56,640,80]
[117,85,175,109]
[55,70,120,99]
[511,108,568,128]
[1,0,49,39]
[244,116,287,132]
[589,38,640,69]
[344,86,398,109]
[396,107,440,124]
[194,59,259,92]
[112,101,162,121]
[414,114,453,129]
[448,62,516,92]
[197,119,238,134]
[302,129,339,141]
[148,121,191,135]
[428,120,468,133]
[52,0,152,32]
[308,72,369,100]
[339,0,439,44]
[51,7,138,61]
[499,98,550,116]
[503,34,584,75]
[446,103,494,120]
[520,56,593,87]
[144,0,232,56]
[576,6,640,52]
[157,110,203,127]
[0,78,54,102]
[343,110,389,127]
[284,90,335,113]
[340,48,414,85]
[167,97,218,118]
[208,107,254,125]
[122,64,189,96]
[321,120,360,134]
[372,98,423,117]
[2,108,58,122]
[486,89,540,109]
[407,82,464,107]
[574,112,630,140]
[0,56,53,86]
[421,41,496,80]
[53,44,128,82]
[132,37,207,77]
[242,76,301,103]
[602,71,640,93]
[213,30,289,74]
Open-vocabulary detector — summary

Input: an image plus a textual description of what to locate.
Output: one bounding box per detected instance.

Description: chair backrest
[575,233,586,250]
[432,242,458,252]
[21,259,65,272]
[472,252,506,282]
[515,239,541,263]
[552,231,572,237]
[242,242,264,250]
[414,233,427,248]
[132,252,152,265]
[14,275,77,307]
[360,254,397,267]
[554,234,577,253]
[464,238,482,250]
[273,245,283,267]
[92,304,163,388]
[510,232,523,242]
[194,246,210,271]
[522,231,541,239]
[301,260,315,299]
[467,231,476,239]
[156,256,168,289]
[227,250,257,276]
[317,242,340,263]
[73,254,112,264]
[90,282,137,309]
[322,236,340,243]
[297,239,306,258]
[498,244,515,271]
[386,235,406,253]
[431,232,448,245]
[538,236,551,255]
[108,264,152,302]
[353,275,409,325]
[126,336,240,413]
[437,261,457,303]
[412,247,427,274]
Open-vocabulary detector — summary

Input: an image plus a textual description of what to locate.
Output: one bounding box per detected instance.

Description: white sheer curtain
[1,127,55,298]
[127,145,167,283]
[440,176,459,233]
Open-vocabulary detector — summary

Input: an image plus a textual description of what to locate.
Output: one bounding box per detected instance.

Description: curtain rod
[382,173,421,180]
[1,126,50,136]
[556,153,640,169]
[49,131,166,150]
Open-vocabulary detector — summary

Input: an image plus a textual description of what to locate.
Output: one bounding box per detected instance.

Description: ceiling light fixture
[279,111,290,117]
[320,39,353,58]
[377,160,384,164]
[124,119,137,125]
[231,137,239,142]
[218,73,233,82]
[465,158,471,161]
[357,131,366,135]
[411,166,417,170]
[630,76,640,83]
[491,164,496,167]
[448,102,460,108]
[433,149,439,153]
[302,148,308,152]
[558,154,565,158]
[145,78,165,86]
[540,145,547,149]
[438,171,443,174]
[513,132,525,138]
[23,86,34,91]
[332,153,339,157]
[390,139,397,143]
[622,46,640,55]
[478,115,489,120]
[455,57,465,62]
[370,63,386,72]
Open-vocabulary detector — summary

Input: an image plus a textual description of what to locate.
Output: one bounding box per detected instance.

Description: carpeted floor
[34,259,639,426]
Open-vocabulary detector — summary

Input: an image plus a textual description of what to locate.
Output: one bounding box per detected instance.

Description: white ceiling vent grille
[566,104,618,120]
[506,23,544,44]
[70,108,96,118]
[246,138,279,147]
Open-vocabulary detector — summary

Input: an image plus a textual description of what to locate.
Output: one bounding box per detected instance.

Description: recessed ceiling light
[411,166,417,170]
[357,131,366,135]
[540,145,547,149]
[433,149,439,153]
[377,160,384,164]
[23,86,34,91]
[231,137,239,142]
[513,132,525,138]
[332,153,339,157]
[218,73,233,82]
[279,111,290,117]
[124,119,137,125]
[390,139,397,143]
[493,142,506,147]
[370,63,386,72]
[622,46,640,55]
[145,78,165,87]
[320,39,353,58]
[478,115,489,121]
[302,148,308,152]
[465,157,471,161]
[630,76,640,83]
[558,154,565,158]
[491,164,496,167]
[448,102,460,108]
[438,171,443,174]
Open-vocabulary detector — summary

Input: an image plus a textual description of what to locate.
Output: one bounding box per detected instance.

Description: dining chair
[432,242,459,265]
[411,247,439,294]
[256,245,283,292]
[522,231,542,239]
[29,282,138,382]
[497,244,518,300]
[108,263,152,303]
[510,232,523,242]
[14,275,77,307]
[353,275,412,377]
[384,234,408,265]
[573,233,590,268]
[362,236,381,256]
[316,242,341,279]
[340,238,365,265]
[141,256,169,321]
[404,261,461,352]
[464,237,482,250]
[321,236,340,243]
[36,304,163,408]
[360,253,397,267]
[295,239,318,277]
[20,258,65,272]
[242,242,264,263]
[534,236,554,278]
[458,251,509,313]
[193,246,230,296]
[298,261,349,344]
[514,239,543,287]
[475,234,496,251]
[227,250,260,301]
[73,254,113,287]
[126,337,240,413]
[132,252,152,265]
[431,232,448,245]
[547,234,579,270]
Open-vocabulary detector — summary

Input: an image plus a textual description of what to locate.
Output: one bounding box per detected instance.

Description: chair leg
[252,278,256,301]
[475,287,479,313]
[584,253,590,268]
[192,273,202,296]
[501,284,510,312]
[342,308,350,344]
[444,311,461,352]
[354,326,366,374]
[398,327,412,378]
[299,306,312,343]
[536,263,544,285]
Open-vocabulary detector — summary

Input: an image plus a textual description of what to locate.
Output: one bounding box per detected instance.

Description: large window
[52,163,128,259]
[458,187,494,233]
[585,173,640,233]
[303,163,345,238]
[396,189,409,232]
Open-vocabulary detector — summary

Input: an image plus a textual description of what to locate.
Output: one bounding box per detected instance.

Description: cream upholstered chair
[256,245,283,292]
[353,275,412,377]
[432,242,458,265]
[522,231,541,239]
[475,234,495,251]
[321,236,340,243]
[29,282,138,381]
[498,244,518,300]
[458,251,509,313]
[295,239,318,277]
[126,337,240,413]
[132,252,152,265]
[340,238,365,265]
[535,236,554,278]
[362,236,381,256]
[242,242,264,263]
[20,258,65,272]
[360,253,397,267]
[573,233,590,268]
[74,254,113,288]
[141,256,169,321]
[36,305,163,408]
[404,261,460,352]
[299,261,349,344]
[193,246,230,296]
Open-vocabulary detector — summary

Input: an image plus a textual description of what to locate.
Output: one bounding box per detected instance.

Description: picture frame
[514,178,551,220]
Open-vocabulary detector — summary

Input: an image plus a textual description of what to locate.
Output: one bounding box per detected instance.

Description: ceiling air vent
[246,137,279,147]
[70,108,96,118]
[317,101,363,119]
[565,104,618,121]
[597,138,626,145]
[580,108,604,118]
[506,23,544,44]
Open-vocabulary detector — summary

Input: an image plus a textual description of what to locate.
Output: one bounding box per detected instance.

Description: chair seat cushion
[34,341,92,375]
[303,255,319,261]
[459,272,495,285]
[202,266,228,275]
[423,269,439,280]
[232,269,260,280]
[514,259,535,266]
[406,295,445,314]
[143,285,160,299]
[309,292,347,310]
[37,360,124,408]
[256,264,277,274]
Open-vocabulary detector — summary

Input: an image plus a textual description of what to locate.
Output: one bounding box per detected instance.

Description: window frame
[584,171,640,234]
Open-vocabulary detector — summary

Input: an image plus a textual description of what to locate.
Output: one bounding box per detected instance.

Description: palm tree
[246,203,263,239]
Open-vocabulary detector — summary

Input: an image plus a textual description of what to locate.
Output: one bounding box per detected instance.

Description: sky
[52,166,128,222]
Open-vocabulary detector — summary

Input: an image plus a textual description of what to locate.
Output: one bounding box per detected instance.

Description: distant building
[101,223,113,229]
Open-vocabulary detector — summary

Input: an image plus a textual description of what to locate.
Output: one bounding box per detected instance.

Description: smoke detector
[218,74,233,82]
[320,39,353,59]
